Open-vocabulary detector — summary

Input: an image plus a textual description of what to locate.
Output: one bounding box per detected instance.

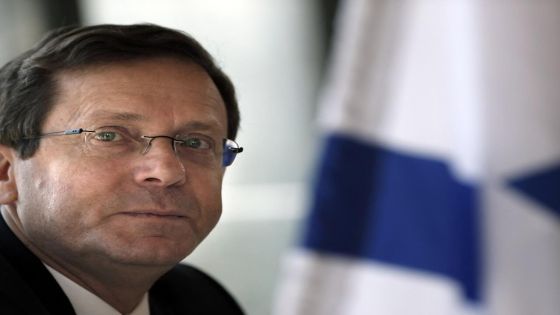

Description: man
[0,24,244,314]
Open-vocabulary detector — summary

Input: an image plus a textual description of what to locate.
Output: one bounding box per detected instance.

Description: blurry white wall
[78,1,324,314]
[0,0,47,65]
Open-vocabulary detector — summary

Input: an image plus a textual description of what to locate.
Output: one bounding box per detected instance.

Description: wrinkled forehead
[45,57,227,134]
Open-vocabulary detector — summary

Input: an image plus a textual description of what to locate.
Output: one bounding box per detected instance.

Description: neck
[44,259,159,313]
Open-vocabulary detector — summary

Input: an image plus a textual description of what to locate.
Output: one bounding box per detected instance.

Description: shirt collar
[44,264,150,315]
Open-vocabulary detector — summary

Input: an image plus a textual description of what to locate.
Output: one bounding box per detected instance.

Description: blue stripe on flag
[509,164,560,217]
[302,134,480,301]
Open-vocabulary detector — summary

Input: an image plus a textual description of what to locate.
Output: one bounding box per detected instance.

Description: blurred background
[1,1,558,315]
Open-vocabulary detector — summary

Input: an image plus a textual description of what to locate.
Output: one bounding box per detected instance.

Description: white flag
[273,0,560,314]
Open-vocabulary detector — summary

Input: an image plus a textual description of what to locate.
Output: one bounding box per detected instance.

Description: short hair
[0,23,239,159]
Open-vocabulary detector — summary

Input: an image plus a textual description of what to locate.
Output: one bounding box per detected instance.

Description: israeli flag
[273,0,560,314]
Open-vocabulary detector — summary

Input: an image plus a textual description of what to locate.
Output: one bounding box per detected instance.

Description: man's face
[8,57,228,269]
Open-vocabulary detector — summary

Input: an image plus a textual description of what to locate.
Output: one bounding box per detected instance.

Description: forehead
[47,57,227,133]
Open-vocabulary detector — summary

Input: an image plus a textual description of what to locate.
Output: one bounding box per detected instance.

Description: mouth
[119,211,187,219]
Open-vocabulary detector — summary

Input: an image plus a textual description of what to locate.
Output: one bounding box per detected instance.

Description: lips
[119,210,187,219]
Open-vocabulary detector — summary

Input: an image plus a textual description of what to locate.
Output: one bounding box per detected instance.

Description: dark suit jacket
[0,217,244,314]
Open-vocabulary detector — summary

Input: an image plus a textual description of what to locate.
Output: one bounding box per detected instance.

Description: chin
[110,249,190,267]
[103,236,199,267]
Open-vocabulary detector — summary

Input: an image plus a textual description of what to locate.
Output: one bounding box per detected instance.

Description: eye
[85,126,137,155]
[91,126,131,143]
[94,131,120,142]
[179,136,213,150]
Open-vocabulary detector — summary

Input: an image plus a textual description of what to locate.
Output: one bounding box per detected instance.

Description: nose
[133,137,186,187]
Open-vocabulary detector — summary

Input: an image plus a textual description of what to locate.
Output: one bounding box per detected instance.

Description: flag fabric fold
[273,0,560,314]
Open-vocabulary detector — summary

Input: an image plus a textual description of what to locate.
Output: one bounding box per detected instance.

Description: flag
[273,0,560,314]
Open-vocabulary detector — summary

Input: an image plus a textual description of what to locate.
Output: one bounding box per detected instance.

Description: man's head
[0,23,239,159]
[0,24,240,276]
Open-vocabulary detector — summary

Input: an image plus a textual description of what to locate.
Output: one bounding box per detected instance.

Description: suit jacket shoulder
[0,217,76,315]
[149,264,245,315]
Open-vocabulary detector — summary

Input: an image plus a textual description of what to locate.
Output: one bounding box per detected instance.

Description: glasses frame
[25,128,243,167]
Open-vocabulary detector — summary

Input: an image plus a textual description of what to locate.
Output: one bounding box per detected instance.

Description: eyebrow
[87,110,224,133]
[88,110,145,122]
[179,121,222,131]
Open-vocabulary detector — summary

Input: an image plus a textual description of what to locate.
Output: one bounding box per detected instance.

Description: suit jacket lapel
[149,289,176,315]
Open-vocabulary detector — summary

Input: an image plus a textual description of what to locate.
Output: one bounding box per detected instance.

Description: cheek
[190,169,224,228]
[13,160,78,241]
[16,158,121,225]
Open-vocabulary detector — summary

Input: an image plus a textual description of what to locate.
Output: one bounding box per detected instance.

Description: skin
[0,57,228,313]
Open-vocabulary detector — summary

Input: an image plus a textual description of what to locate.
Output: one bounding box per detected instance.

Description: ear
[0,145,18,204]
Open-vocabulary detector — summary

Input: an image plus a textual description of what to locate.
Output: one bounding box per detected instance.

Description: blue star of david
[508,164,560,218]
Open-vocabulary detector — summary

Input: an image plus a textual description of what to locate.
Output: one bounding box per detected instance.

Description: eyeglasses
[26,126,243,167]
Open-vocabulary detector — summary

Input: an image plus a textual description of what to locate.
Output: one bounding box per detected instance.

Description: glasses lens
[223,139,240,166]
[84,126,137,156]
